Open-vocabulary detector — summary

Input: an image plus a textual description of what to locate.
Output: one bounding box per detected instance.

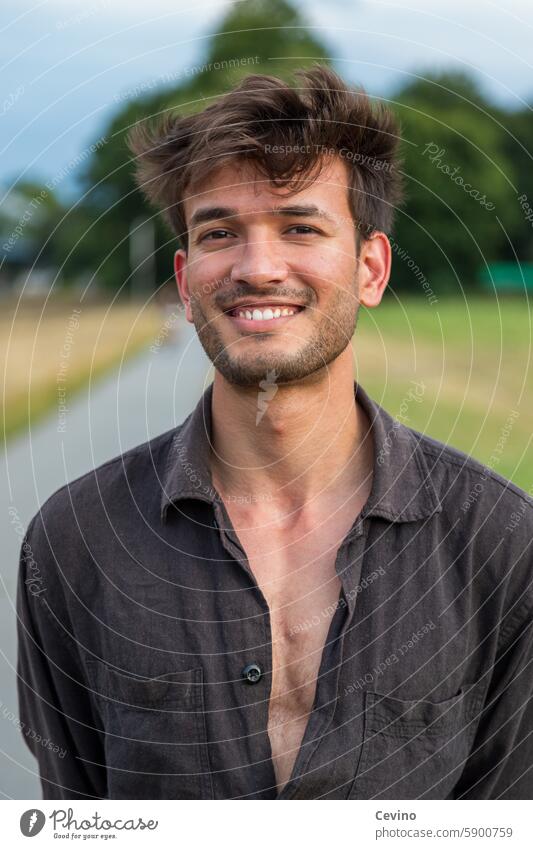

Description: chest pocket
[86,660,213,799]
[348,687,484,799]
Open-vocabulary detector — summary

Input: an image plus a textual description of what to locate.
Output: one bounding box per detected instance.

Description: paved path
[0,318,211,798]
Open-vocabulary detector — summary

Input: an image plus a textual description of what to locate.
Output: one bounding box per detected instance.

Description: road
[0,317,211,798]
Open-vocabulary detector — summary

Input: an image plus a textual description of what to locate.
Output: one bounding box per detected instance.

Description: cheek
[301,248,355,288]
[189,255,233,300]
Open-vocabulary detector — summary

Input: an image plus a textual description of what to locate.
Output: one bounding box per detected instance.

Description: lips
[226,304,305,329]
[225,301,305,314]
[229,304,304,319]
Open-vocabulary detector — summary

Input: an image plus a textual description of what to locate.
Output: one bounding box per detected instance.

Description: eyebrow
[189,204,338,229]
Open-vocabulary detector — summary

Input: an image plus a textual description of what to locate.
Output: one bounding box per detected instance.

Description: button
[242,662,262,684]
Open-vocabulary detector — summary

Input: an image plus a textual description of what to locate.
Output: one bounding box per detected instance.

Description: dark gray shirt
[17,381,533,799]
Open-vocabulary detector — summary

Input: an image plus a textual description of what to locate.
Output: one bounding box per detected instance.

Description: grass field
[2,295,161,442]
[3,293,532,494]
[355,295,532,492]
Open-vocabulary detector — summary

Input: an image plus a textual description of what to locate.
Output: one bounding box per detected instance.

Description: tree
[75,0,332,294]
[390,71,522,295]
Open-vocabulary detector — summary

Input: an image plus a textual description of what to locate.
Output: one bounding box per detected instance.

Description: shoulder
[410,426,533,634]
[25,424,180,546]
[413,426,533,514]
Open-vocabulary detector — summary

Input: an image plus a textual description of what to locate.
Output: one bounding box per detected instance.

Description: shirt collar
[160,381,442,524]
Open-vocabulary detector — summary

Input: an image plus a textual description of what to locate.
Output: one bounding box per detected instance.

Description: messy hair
[127,64,404,251]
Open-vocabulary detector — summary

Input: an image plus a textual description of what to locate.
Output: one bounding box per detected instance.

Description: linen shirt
[16,381,533,799]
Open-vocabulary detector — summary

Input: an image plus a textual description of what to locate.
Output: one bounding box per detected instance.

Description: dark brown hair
[127,64,404,250]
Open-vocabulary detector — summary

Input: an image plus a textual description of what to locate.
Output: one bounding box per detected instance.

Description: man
[17,65,533,800]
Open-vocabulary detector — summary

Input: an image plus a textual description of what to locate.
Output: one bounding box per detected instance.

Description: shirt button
[242,662,262,684]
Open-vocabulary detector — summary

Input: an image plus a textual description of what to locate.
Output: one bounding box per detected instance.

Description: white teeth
[235,306,299,320]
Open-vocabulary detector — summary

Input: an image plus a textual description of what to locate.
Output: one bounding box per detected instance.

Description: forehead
[183,154,352,221]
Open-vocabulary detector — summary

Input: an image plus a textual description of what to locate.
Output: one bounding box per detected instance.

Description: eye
[199,229,234,241]
[286,225,319,235]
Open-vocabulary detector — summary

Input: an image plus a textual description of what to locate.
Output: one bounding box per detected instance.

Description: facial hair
[190,280,359,387]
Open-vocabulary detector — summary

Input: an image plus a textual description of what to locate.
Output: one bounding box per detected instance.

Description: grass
[3,293,532,494]
[355,295,533,492]
[2,294,162,442]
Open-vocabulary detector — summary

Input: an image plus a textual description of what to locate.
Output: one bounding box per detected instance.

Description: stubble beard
[191,282,359,387]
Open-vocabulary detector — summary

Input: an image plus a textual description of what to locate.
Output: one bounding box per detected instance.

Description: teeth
[235,306,298,320]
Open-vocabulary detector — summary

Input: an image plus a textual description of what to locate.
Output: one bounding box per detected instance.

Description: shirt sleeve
[453,595,533,799]
[16,514,108,799]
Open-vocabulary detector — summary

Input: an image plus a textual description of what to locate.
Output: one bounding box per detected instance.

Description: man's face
[175,155,373,386]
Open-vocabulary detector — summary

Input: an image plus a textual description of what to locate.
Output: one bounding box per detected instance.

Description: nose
[230,237,289,287]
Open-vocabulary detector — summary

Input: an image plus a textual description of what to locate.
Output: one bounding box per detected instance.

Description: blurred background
[1,0,532,798]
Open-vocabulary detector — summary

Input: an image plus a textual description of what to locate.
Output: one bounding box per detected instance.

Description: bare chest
[226,507,359,793]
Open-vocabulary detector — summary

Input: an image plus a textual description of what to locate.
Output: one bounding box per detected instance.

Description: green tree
[75,0,332,294]
[390,71,522,295]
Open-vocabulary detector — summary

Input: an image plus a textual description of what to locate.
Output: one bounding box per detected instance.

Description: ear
[357,232,391,308]
[174,249,194,322]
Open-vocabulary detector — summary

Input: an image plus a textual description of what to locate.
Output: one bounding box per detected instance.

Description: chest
[223,505,358,790]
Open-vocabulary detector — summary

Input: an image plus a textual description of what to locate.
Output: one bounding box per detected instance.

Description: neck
[210,348,374,517]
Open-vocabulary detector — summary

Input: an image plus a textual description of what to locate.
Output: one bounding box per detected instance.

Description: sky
[1,0,532,201]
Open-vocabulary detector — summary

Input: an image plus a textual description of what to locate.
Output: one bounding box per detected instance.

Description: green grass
[355,295,533,492]
[2,297,161,443]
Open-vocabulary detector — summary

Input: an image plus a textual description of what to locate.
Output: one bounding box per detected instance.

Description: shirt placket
[279,516,369,799]
[211,500,279,799]
[213,497,369,800]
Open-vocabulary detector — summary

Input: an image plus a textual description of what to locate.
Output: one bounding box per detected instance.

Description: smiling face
[174,155,390,386]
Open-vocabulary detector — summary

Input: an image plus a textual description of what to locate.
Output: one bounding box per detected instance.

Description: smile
[226,303,306,329]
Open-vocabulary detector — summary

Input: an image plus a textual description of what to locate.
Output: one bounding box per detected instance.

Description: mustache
[216,287,312,310]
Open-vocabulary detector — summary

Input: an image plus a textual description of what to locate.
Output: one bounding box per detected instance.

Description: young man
[17,65,533,800]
